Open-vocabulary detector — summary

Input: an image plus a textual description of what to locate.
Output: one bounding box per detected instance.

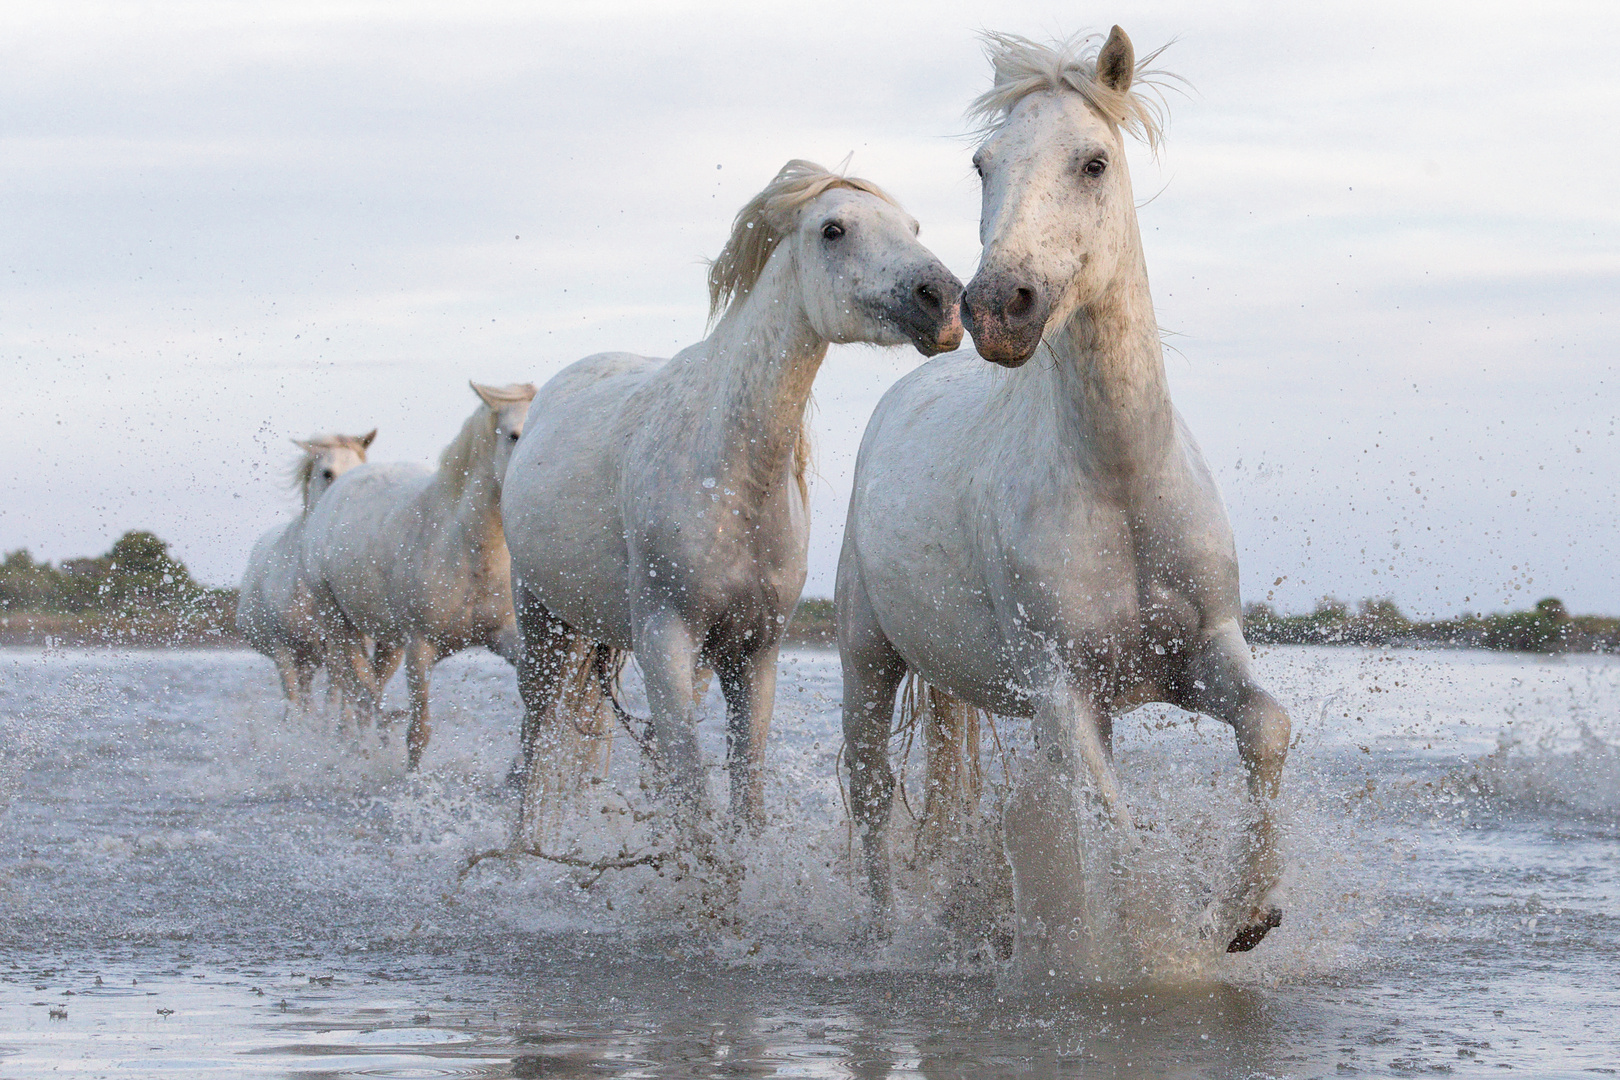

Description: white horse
[302,382,537,769]
[837,29,1290,970]
[502,160,963,831]
[237,431,375,710]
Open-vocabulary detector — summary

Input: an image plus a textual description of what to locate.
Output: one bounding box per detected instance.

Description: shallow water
[1,644,1617,1078]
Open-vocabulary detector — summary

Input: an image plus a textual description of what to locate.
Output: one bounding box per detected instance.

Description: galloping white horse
[237,431,375,710]
[303,383,537,769]
[837,29,1290,968]
[502,161,963,830]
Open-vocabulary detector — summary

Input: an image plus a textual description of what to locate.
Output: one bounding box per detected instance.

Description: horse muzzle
[962,270,1049,367]
[889,271,965,357]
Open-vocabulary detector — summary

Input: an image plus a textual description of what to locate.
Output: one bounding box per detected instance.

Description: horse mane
[786,418,812,506]
[437,383,536,499]
[707,160,902,321]
[967,31,1177,150]
[290,432,372,504]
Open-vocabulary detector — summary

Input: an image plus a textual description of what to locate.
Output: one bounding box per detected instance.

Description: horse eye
[972,156,985,179]
[821,222,844,241]
[322,469,335,480]
[1083,157,1108,178]
[508,430,521,442]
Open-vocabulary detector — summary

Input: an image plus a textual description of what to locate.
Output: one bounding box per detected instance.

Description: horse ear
[290,438,316,454]
[359,428,377,449]
[1097,25,1134,94]
[469,381,499,408]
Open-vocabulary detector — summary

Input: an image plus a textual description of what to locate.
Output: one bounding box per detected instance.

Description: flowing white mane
[438,383,536,499]
[707,159,901,320]
[968,31,1176,149]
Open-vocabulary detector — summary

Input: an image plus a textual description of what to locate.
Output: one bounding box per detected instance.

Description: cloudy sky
[2,1,1616,617]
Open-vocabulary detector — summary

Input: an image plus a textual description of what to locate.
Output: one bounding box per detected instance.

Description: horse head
[291,429,375,511]
[962,27,1163,366]
[470,381,538,487]
[709,160,963,357]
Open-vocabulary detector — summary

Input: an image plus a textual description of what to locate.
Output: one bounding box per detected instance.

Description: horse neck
[1037,235,1175,492]
[682,258,825,498]
[428,438,506,556]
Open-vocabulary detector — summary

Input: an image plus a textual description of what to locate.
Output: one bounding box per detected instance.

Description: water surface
[1,645,1616,1077]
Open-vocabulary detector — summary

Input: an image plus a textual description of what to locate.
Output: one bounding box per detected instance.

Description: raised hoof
[1226,906,1282,953]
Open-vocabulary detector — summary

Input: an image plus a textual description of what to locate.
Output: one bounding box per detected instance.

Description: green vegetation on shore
[0,531,237,647]
[3,533,1614,654]
[1243,596,1619,654]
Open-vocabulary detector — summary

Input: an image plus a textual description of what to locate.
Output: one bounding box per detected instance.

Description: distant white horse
[303,383,537,769]
[837,29,1290,969]
[237,431,374,710]
[502,160,962,831]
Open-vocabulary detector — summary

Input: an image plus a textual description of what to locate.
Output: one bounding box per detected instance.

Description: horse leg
[632,609,703,812]
[919,687,980,860]
[714,645,778,834]
[402,637,438,770]
[293,650,318,713]
[270,643,302,712]
[1179,622,1290,952]
[324,616,381,731]
[371,641,402,693]
[836,553,907,909]
[1004,676,1122,982]
[512,584,574,786]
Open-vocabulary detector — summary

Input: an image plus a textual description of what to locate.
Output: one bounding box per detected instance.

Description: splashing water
[1,644,1617,1076]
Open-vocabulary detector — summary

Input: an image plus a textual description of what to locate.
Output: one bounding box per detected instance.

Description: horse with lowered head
[502,160,963,835]
[837,29,1291,974]
[237,430,375,711]
[302,382,536,769]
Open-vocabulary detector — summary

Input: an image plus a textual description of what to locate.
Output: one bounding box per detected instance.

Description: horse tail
[586,642,656,756]
[894,673,984,860]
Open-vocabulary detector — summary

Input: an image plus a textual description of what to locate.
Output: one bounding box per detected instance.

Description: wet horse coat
[837,29,1290,971]
[502,161,962,831]
[237,431,374,710]
[302,383,536,768]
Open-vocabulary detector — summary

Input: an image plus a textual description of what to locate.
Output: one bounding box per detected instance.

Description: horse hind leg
[512,583,574,789]
[918,685,981,861]
[270,643,303,714]
[836,555,908,911]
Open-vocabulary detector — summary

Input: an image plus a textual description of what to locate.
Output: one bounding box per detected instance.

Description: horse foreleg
[1005,676,1119,982]
[715,646,778,834]
[403,637,438,771]
[1180,624,1290,952]
[836,557,907,910]
[633,610,703,813]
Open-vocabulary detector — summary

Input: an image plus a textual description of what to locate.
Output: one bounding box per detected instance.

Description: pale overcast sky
[2,1,1616,616]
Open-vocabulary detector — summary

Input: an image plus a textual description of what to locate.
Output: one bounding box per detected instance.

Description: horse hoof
[1226,905,1282,953]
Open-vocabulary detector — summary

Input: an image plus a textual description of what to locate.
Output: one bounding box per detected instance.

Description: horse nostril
[915,281,941,313]
[1006,287,1035,320]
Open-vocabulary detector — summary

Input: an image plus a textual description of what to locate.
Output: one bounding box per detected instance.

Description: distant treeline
[0,531,237,647]
[1243,596,1620,654]
[3,533,1615,655]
